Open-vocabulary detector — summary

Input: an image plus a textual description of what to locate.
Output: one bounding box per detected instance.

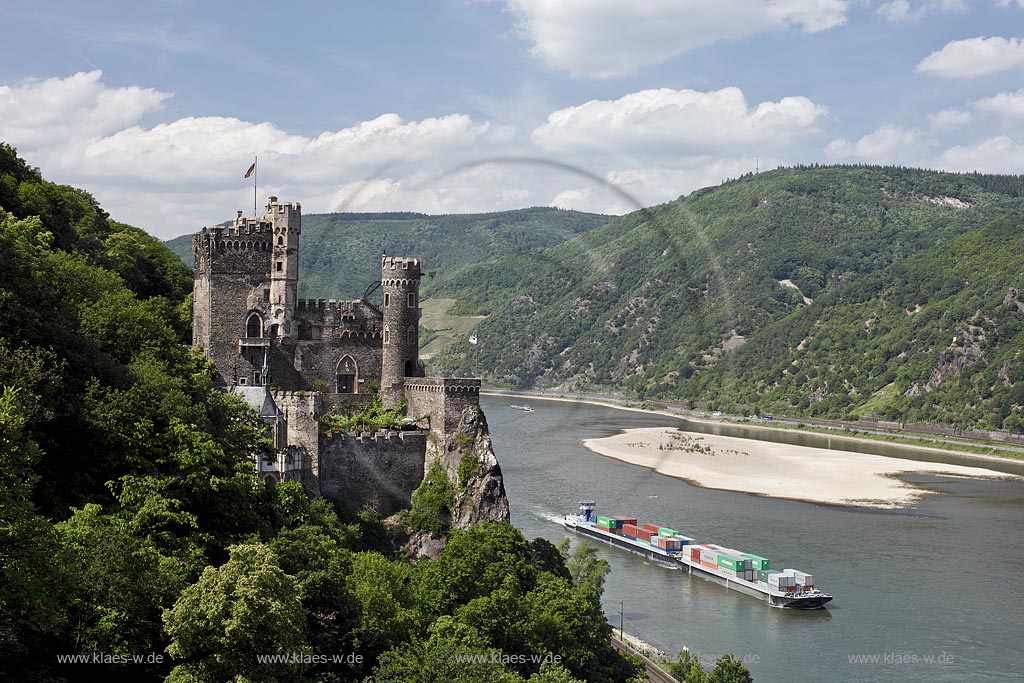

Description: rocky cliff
[429,403,510,528]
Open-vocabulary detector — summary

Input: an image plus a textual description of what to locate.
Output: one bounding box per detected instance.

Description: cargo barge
[563,502,832,609]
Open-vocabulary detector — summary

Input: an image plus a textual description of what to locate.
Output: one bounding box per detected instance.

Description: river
[482,395,1024,682]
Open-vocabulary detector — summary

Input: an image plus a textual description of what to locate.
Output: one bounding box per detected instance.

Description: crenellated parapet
[405,377,481,435]
[404,378,481,395]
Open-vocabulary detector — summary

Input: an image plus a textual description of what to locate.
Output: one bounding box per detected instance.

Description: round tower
[380,256,422,408]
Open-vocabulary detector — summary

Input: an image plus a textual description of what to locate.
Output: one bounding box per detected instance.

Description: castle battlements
[297,298,364,311]
[325,429,427,444]
[381,256,421,271]
[270,390,319,403]
[405,378,481,394]
[192,197,492,514]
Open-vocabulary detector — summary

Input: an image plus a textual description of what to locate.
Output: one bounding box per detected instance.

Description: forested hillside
[0,143,641,682]
[433,165,1024,432]
[166,208,612,300]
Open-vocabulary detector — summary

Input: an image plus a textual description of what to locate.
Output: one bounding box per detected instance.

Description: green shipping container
[596,516,613,527]
[718,555,748,571]
[743,554,771,570]
[657,528,679,537]
[757,570,770,583]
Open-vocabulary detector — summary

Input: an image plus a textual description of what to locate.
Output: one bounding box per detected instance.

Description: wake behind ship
[563,502,833,609]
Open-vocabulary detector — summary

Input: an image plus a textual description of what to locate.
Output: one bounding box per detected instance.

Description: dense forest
[430,165,1024,432]
[0,143,668,682]
[165,207,613,301]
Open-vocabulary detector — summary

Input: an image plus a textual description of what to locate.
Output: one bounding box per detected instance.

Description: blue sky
[1,0,1022,238]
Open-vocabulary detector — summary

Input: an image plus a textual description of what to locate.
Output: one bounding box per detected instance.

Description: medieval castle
[192,197,506,521]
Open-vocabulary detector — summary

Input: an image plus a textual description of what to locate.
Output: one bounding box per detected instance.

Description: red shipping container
[690,548,700,562]
[643,523,660,533]
[635,528,653,541]
[622,524,640,536]
[613,516,638,525]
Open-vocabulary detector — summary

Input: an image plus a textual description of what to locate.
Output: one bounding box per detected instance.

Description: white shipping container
[699,550,719,564]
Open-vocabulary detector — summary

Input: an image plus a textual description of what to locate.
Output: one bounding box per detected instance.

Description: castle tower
[380,256,422,408]
[191,208,273,386]
[267,196,301,338]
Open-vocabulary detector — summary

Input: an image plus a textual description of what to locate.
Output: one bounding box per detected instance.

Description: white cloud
[532,87,828,159]
[970,88,1024,121]
[68,113,489,187]
[876,0,967,23]
[504,0,847,78]
[824,125,934,164]
[916,36,1024,78]
[550,187,597,211]
[928,108,972,130]
[938,135,1024,173]
[0,71,169,149]
[605,158,776,204]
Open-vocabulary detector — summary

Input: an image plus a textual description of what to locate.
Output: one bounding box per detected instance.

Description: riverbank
[582,427,1015,508]
[481,389,1024,466]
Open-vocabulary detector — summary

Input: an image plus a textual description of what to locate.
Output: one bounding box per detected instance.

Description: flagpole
[253,155,258,217]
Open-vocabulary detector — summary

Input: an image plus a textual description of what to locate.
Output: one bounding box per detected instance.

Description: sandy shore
[582,427,1016,508]
[481,390,1024,466]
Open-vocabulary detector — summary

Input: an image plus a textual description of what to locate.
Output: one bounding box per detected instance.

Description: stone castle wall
[193,199,503,523]
[405,378,482,435]
[271,390,322,494]
[318,430,428,515]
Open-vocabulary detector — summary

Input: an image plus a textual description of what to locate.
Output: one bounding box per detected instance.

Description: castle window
[407,325,416,346]
[276,261,283,272]
[263,289,270,303]
[407,292,416,308]
[336,356,357,393]
[278,236,283,245]
[384,292,390,307]
[246,313,263,338]
[254,371,262,385]
[383,326,390,345]
[404,360,414,377]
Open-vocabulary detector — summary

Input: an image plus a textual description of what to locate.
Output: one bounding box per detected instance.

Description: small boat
[510,404,534,412]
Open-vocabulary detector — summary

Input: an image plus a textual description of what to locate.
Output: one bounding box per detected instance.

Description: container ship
[563,502,832,609]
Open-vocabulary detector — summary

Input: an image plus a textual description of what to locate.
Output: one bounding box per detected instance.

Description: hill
[432,165,1024,432]
[166,207,613,299]
[0,144,642,682]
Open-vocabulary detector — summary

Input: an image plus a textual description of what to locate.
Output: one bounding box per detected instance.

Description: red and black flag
[244,160,256,178]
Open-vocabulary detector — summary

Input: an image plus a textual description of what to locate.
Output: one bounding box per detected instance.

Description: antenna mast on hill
[755,156,759,174]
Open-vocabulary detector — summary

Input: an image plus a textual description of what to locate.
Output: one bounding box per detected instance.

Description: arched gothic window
[246,312,263,338]
[336,356,357,393]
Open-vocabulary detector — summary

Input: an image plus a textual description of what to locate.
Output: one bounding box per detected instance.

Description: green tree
[667,650,709,682]
[347,551,420,667]
[555,538,610,601]
[163,544,306,683]
[373,616,524,683]
[710,654,753,683]
[0,387,71,681]
[417,523,535,617]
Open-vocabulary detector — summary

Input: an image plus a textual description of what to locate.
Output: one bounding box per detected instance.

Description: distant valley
[168,166,1024,432]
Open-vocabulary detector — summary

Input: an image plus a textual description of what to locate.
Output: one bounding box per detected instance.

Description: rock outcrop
[424,403,510,529]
